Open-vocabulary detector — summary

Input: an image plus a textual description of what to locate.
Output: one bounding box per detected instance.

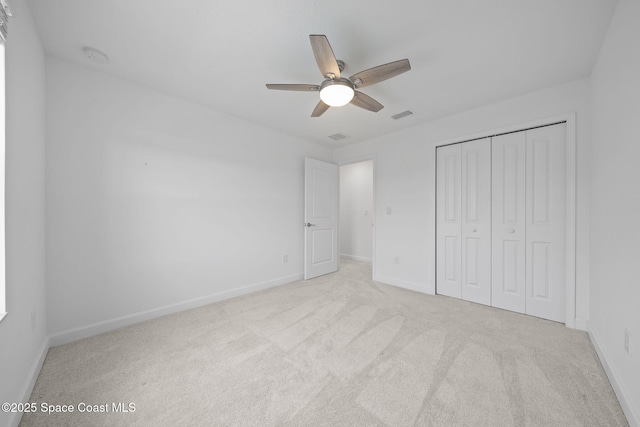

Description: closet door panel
[525,124,566,322]
[461,138,491,305]
[491,132,526,314]
[437,144,462,298]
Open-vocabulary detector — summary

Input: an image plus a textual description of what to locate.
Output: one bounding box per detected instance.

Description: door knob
[507,228,515,234]
[472,228,477,233]
[305,223,316,227]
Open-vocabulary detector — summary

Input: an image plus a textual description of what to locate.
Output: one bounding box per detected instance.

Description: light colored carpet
[21,258,627,426]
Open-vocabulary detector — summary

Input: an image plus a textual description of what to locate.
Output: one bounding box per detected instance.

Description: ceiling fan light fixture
[320,79,354,107]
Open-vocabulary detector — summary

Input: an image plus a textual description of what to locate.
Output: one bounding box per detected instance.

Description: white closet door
[491,132,526,314]
[436,144,462,298]
[525,124,566,322]
[461,139,492,305]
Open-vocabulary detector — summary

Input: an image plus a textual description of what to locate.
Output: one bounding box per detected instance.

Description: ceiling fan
[266,35,411,117]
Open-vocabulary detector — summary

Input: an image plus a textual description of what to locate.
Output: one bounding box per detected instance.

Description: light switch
[386,207,392,215]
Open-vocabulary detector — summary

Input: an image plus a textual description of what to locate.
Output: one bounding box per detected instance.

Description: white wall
[0,0,48,426]
[589,0,640,424]
[339,160,373,262]
[333,78,591,328]
[45,57,331,340]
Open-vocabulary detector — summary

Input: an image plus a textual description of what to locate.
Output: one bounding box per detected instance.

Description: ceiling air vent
[391,110,414,120]
[328,133,348,141]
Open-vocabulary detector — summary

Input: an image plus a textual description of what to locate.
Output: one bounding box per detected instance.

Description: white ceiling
[26,0,617,148]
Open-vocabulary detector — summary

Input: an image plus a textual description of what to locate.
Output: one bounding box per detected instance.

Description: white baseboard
[9,337,50,427]
[340,253,372,263]
[588,322,639,427]
[574,318,588,331]
[49,273,303,347]
[373,274,433,295]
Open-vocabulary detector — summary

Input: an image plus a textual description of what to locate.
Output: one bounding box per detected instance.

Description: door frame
[433,113,577,328]
[336,154,377,279]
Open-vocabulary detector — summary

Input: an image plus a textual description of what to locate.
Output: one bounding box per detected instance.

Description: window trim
[0,35,6,323]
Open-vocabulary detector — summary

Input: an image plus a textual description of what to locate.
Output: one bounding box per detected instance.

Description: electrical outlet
[394,256,400,264]
[282,254,288,264]
[624,328,631,354]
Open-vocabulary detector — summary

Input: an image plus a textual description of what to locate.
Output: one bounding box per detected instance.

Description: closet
[436,123,566,322]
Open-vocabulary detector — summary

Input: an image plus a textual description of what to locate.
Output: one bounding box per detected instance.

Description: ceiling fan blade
[266,84,320,91]
[350,91,384,112]
[349,59,411,88]
[311,100,330,117]
[310,35,341,79]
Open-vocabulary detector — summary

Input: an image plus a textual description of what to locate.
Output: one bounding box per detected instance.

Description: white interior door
[525,124,566,322]
[436,144,462,298]
[461,139,492,305]
[304,158,338,279]
[491,131,527,314]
